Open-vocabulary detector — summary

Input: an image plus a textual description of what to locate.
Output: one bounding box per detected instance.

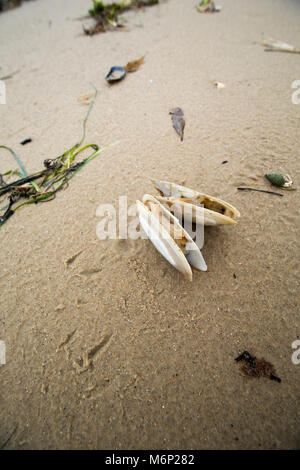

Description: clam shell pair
[137,181,240,281]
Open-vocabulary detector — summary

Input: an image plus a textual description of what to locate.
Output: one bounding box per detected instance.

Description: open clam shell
[137,195,207,281]
[154,181,240,225]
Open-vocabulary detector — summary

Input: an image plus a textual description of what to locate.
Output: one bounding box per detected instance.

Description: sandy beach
[0,0,299,450]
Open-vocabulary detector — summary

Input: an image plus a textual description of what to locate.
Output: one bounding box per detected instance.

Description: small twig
[237,187,283,197]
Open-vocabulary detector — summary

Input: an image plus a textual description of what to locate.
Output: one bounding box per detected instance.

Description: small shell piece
[154,181,240,225]
[137,195,207,280]
[105,66,126,83]
[213,81,225,89]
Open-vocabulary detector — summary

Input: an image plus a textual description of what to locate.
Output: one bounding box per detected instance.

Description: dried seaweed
[105,56,144,83]
[84,0,159,35]
[0,425,18,450]
[196,1,221,13]
[0,86,117,228]
[265,173,294,190]
[169,107,185,142]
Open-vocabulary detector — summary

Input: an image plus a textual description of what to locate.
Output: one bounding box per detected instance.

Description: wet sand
[0,0,299,449]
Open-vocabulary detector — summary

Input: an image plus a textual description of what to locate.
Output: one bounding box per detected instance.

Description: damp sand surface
[0,0,299,450]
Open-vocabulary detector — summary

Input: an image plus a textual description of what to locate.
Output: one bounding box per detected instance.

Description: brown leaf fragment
[77,93,94,105]
[169,107,185,141]
[124,56,145,73]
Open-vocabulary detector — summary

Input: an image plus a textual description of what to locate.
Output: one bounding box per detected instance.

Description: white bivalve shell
[136,195,207,281]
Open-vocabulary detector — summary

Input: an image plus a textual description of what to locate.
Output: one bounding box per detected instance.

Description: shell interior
[137,195,207,280]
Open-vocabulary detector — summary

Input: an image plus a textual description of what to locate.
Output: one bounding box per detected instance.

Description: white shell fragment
[155,181,240,225]
[137,181,240,280]
[213,81,225,89]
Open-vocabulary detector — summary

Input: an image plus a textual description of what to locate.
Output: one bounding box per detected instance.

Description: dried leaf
[124,56,145,73]
[169,107,185,142]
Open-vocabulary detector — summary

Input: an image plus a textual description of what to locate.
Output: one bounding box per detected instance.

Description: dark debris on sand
[235,351,281,383]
